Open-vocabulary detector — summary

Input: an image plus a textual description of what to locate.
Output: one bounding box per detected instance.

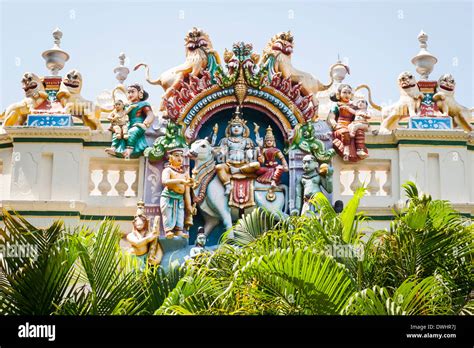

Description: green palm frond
[340,187,366,244]
[229,208,277,246]
[234,247,355,314]
[64,221,146,315]
[342,276,453,315]
[0,210,78,315]
[141,263,185,313]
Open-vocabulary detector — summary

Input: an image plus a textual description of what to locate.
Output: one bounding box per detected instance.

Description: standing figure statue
[215,107,260,196]
[105,84,155,159]
[126,201,161,270]
[327,84,369,162]
[255,125,288,188]
[160,148,194,239]
[292,154,334,216]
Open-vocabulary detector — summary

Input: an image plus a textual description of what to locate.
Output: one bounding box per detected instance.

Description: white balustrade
[89,159,139,198]
[340,160,391,197]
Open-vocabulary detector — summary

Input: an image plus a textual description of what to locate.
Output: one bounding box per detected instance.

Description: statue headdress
[225,106,250,137]
[135,200,146,218]
[264,125,275,142]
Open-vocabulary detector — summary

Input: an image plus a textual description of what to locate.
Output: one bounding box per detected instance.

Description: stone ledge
[2,126,93,141]
[394,128,471,142]
[1,200,87,212]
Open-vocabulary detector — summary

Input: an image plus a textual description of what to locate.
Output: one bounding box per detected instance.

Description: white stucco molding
[393,129,471,142]
[0,133,13,146]
[2,126,93,141]
[1,199,87,212]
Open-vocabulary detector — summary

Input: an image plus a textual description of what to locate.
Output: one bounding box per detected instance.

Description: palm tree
[157,182,473,315]
[0,211,183,315]
[1,181,472,315]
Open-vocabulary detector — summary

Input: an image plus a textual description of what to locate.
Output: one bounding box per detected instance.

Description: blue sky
[1,0,472,111]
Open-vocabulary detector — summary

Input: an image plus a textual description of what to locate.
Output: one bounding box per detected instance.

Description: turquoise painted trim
[366,143,398,149]
[0,143,13,149]
[13,138,83,144]
[10,139,111,147]
[182,88,236,125]
[367,139,470,149]
[84,141,112,147]
[398,139,466,147]
[181,86,300,128]
[4,210,133,221]
[247,87,299,127]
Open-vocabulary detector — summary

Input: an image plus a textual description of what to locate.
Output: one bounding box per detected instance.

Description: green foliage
[0,210,183,315]
[1,181,472,316]
[0,211,78,315]
[342,276,453,315]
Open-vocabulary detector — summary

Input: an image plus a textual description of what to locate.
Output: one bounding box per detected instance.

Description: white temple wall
[0,127,472,234]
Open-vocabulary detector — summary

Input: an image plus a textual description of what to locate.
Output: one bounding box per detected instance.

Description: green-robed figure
[106,84,155,159]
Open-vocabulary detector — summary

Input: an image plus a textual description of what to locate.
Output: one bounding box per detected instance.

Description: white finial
[118,52,126,66]
[418,30,428,49]
[52,28,63,47]
[411,30,437,80]
[114,52,129,84]
[42,27,70,76]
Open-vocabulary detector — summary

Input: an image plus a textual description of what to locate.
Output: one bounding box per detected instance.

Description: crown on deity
[264,125,275,142]
[229,106,247,126]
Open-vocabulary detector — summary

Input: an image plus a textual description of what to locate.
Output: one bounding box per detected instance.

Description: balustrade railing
[89,158,139,198]
[339,160,392,197]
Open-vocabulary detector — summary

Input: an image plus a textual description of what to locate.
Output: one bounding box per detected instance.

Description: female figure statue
[327,84,369,162]
[106,84,155,159]
[255,125,288,188]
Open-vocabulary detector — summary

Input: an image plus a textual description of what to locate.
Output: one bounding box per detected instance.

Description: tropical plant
[342,276,453,315]
[156,183,472,315]
[0,210,183,315]
[1,181,472,316]
[0,211,78,315]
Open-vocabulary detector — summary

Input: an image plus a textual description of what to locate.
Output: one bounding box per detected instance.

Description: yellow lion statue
[134,27,221,113]
[260,31,336,109]
[1,72,49,127]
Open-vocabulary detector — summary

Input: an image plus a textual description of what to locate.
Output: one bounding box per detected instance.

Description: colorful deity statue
[215,107,260,196]
[189,228,208,259]
[327,84,369,162]
[292,154,334,216]
[255,125,288,188]
[107,100,135,140]
[289,122,336,163]
[126,201,160,270]
[160,148,194,239]
[144,121,188,161]
[347,99,371,137]
[105,84,155,159]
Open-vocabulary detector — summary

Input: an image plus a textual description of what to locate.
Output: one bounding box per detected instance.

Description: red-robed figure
[255,126,289,188]
[328,84,369,162]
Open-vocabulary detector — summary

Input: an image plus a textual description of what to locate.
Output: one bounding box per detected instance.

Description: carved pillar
[367,170,379,196]
[98,169,111,196]
[115,170,128,196]
[143,158,164,236]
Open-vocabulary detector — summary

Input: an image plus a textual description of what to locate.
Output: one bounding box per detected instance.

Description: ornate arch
[178,86,307,142]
